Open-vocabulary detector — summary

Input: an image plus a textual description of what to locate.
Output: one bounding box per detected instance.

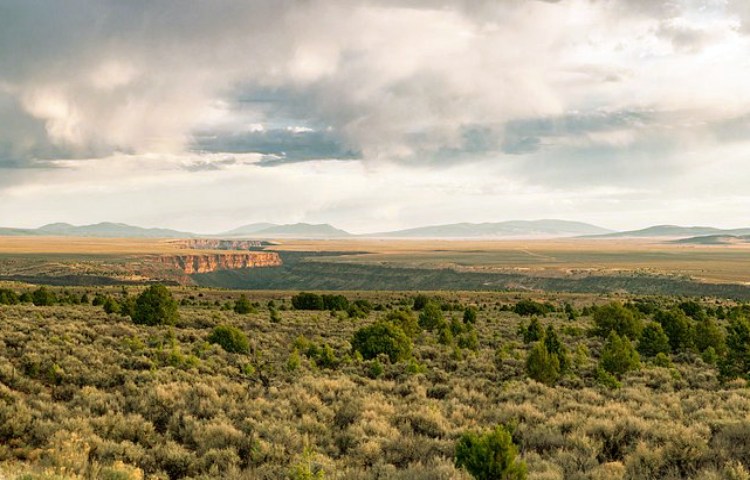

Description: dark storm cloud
[192,128,360,164]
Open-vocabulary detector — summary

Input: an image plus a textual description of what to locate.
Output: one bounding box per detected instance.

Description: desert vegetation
[1,284,750,479]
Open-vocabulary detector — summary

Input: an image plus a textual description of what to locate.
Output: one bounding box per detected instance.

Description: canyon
[155,251,282,275]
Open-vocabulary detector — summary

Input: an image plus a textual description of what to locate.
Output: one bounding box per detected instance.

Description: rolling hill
[219,223,278,237]
[674,235,750,245]
[0,222,195,238]
[249,223,351,238]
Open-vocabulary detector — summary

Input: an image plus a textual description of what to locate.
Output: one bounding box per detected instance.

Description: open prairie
[0,237,225,255]
[265,238,750,284]
[3,237,750,295]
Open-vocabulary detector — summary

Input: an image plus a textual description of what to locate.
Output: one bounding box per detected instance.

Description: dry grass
[271,238,750,284]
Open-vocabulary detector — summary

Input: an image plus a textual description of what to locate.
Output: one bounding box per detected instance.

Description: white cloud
[1,0,750,229]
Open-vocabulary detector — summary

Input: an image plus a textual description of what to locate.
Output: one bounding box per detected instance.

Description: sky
[2,0,750,234]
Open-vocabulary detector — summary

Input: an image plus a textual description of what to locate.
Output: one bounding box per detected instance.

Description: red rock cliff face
[157,251,282,274]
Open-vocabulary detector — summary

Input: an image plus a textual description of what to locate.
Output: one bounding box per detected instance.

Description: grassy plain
[2,237,750,296]
[269,238,750,284]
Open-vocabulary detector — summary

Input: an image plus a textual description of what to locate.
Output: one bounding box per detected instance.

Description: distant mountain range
[0,222,194,238]
[369,220,612,238]
[587,225,750,239]
[2,220,750,241]
[222,223,351,238]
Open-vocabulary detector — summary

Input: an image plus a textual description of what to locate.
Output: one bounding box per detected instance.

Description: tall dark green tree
[543,325,570,373]
[694,316,726,356]
[654,309,694,353]
[599,331,640,378]
[522,317,543,344]
[593,302,642,340]
[526,337,560,385]
[638,322,671,357]
[720,317,750,380]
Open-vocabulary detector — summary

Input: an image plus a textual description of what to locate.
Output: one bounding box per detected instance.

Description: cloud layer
[2,0,750,230]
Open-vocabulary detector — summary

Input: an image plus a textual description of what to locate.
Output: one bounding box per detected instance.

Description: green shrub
[31,286,57,306]
[463,306,478,324]
[593,302,642,340]
[292,292,325,310]
[208,325,250,354]
[385,309,420,338]
[526,338,560,385]
[233,294,254,314]
[322,294,349,311]
[599,331,640,378]
[521,317,543,344]
[132,285,179,326]
[513,299,549,317]
[595,366,621,389]
[412,294,430,310]
[103,297,121,315]
[455,425,527,480]
[653,352,673,368]
[638,322,671,357]
[418,302,445,331]
[0,288,19,305]
[351,322,412,362]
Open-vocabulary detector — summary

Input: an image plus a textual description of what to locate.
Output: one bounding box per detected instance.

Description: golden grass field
[270,238,750,284]
[0,237,232,255]
[1,236,750,285]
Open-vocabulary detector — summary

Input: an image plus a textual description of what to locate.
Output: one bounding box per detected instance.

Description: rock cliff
[157,251,282,274]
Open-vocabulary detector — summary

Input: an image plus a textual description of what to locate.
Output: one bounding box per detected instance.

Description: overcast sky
[1,0,750,233]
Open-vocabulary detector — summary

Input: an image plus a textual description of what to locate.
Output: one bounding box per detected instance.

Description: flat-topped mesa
[173,239,269,250]
[157,251,282,274]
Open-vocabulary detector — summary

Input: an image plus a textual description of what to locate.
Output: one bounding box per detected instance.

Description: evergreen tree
[463,306,478,324]
[638,322,671,357]
[593,302,642,340]
[419,302,445,331]
[599,331,640,378]
[526,337,560,385]
[31,286,56,306]
[720,317,750,380]
[522,317,543,344]
[234,294,253,314]
[654,309,694,352]
[543,325,570,373]
[694,316,726,356]
[132,285,179,326]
